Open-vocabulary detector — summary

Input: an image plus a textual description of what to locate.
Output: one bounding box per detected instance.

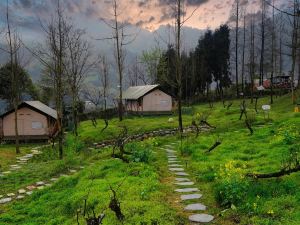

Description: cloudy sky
[0,0,290,80]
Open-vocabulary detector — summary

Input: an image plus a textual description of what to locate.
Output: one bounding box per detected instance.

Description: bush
[128,143,152,163]
[65,135,85,153]
[215,161,249,207]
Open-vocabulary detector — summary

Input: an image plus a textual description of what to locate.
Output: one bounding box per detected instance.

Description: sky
[0,0,290,81]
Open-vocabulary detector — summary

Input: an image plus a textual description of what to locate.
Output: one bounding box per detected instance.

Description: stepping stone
[0,195,3,198]
[37,186,45,190]
[175,188,199,193]
[184,203,206,211]
[175,182,195,186]
[169,168,184,172]
[26,191,33,195]
[168,160,180,162]
[189,214,214,223]
[60,174,69,177]
[16,195,25,200]
[25,154,33,158]
[69,169,77,173]
[79,166,85,169]
[175,178,190,182]
[165,145,174,148]
[181,194,202,201]
[175,172,189,176]
[169,164,182,167]
[18,189,26,194]
[36,181,45,186]
[26,185,36,191]
[45,183,52,187]
[7,193,15,197]
[0,197,12,204]
[50,178,58,182]
[10,164,19,167]
[20,158,29,161]
[3,171,11,174]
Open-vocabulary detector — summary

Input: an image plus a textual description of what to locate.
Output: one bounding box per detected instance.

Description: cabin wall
[3,107,49,137]
[125,100,142,112]
[142,89,172,112]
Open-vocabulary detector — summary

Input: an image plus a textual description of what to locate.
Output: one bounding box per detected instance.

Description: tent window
[32,121,43,129]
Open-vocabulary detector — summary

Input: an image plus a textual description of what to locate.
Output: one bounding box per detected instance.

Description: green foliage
[128,142,152,163]
[215,161,249,207]
[65,135,85,153]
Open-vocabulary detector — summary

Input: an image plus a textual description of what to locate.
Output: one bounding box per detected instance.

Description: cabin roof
[122,85,160,100]
[0,101,57,119]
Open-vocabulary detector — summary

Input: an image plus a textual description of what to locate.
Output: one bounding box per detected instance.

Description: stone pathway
[163,143,214,224]
[0,146,43,177]
[0,166,84,205]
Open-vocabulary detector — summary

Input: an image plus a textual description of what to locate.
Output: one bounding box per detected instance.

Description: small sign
[262,105,271,111]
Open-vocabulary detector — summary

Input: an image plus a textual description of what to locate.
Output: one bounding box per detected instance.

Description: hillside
[0,94,300,224]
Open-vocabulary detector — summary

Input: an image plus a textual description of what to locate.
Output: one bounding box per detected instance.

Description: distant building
[0,101,58,141]
[122,85,173,114]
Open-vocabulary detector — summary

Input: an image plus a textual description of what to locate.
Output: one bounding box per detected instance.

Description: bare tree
[270,0,276,104]
[235,0,240,97]
[241,14,246,94]
[5,0,21,154]
[249,14,256,103]
[259,0,266,85]
[98,0,138,121]
[28,0,71,159]
[65,28,93,136]
[99,55,110,132]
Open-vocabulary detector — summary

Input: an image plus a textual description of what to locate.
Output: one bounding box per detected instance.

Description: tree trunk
[235,0,239,97]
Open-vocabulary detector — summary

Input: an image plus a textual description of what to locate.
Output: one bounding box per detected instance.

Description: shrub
[128,143,152,163]
[215,161,249,207]
[65,135,85,153]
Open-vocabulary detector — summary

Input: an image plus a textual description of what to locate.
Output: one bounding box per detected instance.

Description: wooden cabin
[123,85,173,115]
[0,101,58,141]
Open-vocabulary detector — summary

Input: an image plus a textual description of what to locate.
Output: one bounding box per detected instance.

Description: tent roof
[122,85,160,100]
[0,101,57,119]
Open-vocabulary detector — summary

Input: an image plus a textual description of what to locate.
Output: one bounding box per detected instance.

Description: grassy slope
[172,94,300,225]
[1,94,299,224]
[0,145,34,171]
[0,141,186,225]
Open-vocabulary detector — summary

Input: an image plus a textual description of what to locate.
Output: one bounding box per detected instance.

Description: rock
[184,203,206,211]
[69,169,77,173]
[50,178,58,182]
[16,195,25,200]
[0,197,12,204]
[7,193,15,197]
[24,154,33,158]
[168,118,174,123]
[189,214,214,223]
[175,172,189,176]
[175,188,199,193]
[181,194,202,201]
[175,178,190,182]
[169,168,184,172]
[26,185,36,191]
[18,189,26,194]
[79,166,85,169]
[36,181,45,186]
[37,186,45,190]
[45,183,52,187]
[175,182,195,186]
[169,164,182,167]
[26,191,33,195]
[3,171,11,174]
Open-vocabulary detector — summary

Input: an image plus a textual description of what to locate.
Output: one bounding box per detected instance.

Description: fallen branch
[227,102,233,110]
[247,165,300,178]
[206,141,221,153]
[200,120,216,129]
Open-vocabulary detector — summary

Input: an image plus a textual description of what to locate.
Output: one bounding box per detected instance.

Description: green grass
[170,94,300,224]
[0,144,36,171]
[1,93,300,224]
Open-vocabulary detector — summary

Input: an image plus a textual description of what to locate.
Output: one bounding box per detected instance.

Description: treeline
[156,25,231,102]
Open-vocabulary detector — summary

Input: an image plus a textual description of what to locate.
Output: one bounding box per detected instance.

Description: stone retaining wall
[93,125,211,149]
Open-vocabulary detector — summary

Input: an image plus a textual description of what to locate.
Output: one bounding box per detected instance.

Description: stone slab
[169,164,182,167]
[175,182,195,186]
[0,197,12,204]
[189,214,214,223]
[184,203,206,211]
[7,193,15,197]
[181,194,202,201]
[169,168,184,172]
[16,195,25,200]
[26,185,36,191]
[18,189,26,194]
[175,188,199,193]
[26,191,33,195]
[36,181,45,186]
[175,178,190,182]
[175,172,189,176]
